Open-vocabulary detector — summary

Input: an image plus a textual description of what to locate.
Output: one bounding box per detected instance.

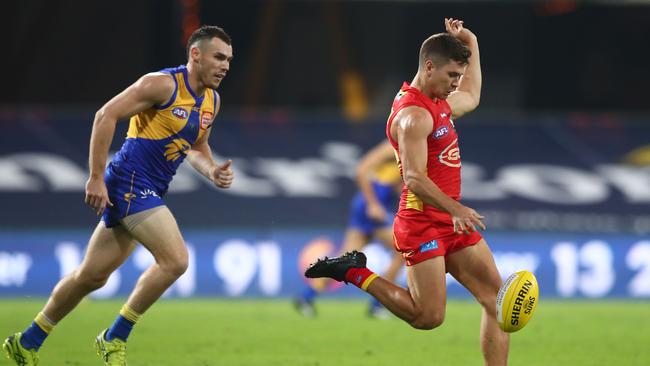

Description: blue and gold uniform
[348,161,401,235]
[102,65,218,227]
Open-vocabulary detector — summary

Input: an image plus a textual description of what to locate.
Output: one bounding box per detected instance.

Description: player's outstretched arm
[397,107,485,234]
[355,140,395,222]
[85,73,175,215]
[445,18,481,120]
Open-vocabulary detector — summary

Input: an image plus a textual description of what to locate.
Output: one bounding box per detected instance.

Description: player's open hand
[450,203,486,235]
[445,18,476,44]
[84,176,113,216]
[210,159,234,189]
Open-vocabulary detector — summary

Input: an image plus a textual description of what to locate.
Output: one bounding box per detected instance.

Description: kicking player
[3,25,234,366]
[295,140,404,318]
[306,19,510,365]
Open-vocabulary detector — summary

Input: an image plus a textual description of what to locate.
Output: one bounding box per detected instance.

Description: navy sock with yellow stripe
[20,312,55,351]
[106,304,141,342]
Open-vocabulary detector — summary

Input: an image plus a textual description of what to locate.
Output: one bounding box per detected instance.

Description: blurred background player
[3,26,234,366]
[295,140,404,318]
[306,18,511,365]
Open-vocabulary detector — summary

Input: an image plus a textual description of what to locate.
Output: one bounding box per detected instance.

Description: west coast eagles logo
[439,138,461,167]
[123,192,136,202]
[200,111,213,130]
[164,138,191,161]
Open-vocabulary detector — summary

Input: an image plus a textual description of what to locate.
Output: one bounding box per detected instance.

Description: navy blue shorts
[347,183,396,236]
[101,163,165,228]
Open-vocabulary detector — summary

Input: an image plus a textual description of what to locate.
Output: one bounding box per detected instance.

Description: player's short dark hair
[186,25,231,57]
[419,33,471,68]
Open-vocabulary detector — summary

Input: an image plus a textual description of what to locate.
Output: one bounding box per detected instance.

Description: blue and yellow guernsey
[111,65,218,194]
[103,65,218,227]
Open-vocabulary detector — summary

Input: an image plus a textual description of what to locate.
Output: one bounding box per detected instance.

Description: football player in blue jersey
[3,25,234,366]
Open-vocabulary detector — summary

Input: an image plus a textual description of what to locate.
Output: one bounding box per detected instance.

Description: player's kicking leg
[306,250,447,329]
[95,206,187,365]
[445,239,509,366]
[3,222,136,366]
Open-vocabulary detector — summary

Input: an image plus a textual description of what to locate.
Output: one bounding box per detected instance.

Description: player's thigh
[126,206,187,265]
[78,221,137,279]
[406,256,447,317]
[340,228,369,252]
[445,239,502,311]
[372,227,395,250]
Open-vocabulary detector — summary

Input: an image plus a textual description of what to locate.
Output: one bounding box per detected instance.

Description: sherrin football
[496,270,539,333]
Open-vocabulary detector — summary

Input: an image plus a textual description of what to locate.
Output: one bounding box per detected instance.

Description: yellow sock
[119,304,142,324]
[34,312,56,334]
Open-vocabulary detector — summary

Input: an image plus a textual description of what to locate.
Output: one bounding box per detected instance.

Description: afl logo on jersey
[172,107,189,120]
[434,126,449,139]
[439,138,461,168]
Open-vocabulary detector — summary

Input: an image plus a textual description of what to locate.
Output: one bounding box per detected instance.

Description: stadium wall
[0,229,649,299]
[1,112,648,298]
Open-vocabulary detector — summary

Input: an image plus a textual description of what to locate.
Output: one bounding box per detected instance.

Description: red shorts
[393,215,483,266]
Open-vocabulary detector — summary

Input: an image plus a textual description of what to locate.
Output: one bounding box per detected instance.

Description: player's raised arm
[397,106,485,233]
[85,73,175,215]
[187,95,234,189]
[445,18,481,120]
[355,140,395,222]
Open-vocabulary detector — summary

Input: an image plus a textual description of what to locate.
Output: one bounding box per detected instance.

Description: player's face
[198,37,233,89]
[428,60,466,99]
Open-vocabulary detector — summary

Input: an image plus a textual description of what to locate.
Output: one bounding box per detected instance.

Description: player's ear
[190,44,201,63]
[425,59,435,75]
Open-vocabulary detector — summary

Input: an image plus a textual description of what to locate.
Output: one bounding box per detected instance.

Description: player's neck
[185,63,207,97]
[410,73,435,100]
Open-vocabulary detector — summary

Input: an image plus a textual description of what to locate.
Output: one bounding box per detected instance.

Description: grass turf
[1,299,649,365]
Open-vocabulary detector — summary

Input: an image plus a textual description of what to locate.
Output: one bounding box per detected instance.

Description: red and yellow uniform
[386,82,481,266]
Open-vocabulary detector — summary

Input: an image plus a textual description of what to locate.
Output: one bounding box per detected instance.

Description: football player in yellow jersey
[295,140,405,318]
[3,26,234,366]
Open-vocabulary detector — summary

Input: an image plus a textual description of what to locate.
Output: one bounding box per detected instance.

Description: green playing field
[1,299,648,365]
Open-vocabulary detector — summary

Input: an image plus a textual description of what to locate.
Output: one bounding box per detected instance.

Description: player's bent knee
[74,269,110,290]
[474,289,500,318]
[409,311,445,330]
[160,257,189,278]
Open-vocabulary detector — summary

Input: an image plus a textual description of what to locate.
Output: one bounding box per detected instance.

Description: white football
[496,270,539,333]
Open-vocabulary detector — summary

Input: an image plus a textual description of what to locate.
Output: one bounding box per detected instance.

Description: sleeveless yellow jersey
[110,65,218,194]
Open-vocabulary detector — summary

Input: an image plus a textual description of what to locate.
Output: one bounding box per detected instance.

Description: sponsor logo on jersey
[434,126,449,139]
[439,138,461,167]
[172,107,189,120]
[201,111,213,130]
[419,240,438,253]
[139,189,160,199]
